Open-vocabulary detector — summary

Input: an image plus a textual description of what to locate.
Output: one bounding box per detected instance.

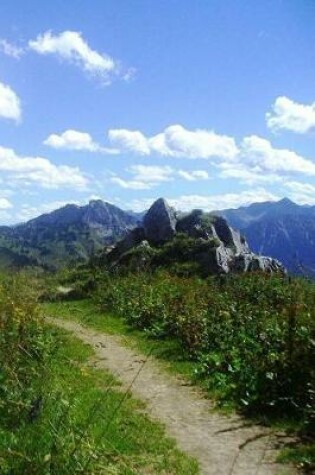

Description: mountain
[218,198,315,277]
[105,198,284,276]
[0,200,139,270]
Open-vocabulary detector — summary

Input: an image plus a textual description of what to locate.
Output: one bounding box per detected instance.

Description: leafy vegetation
[44,266,315,469]
[0,274,198,474]
[48,268,314,423]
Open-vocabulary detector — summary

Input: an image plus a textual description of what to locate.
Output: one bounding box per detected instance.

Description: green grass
[43,299,196,380]
[0,322,198,474]
[278,444,315,472]
[42,297,315,470]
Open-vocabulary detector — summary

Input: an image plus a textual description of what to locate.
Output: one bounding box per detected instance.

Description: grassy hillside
[0,201,139,272]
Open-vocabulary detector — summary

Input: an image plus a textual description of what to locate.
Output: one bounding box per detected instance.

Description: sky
[0,0,315,224]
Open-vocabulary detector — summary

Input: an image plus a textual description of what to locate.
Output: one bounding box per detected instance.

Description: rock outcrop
[106,198,286,275]
[143,198,177,243]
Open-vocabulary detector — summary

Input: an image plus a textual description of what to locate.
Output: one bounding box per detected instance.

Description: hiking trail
[48,317,297,475]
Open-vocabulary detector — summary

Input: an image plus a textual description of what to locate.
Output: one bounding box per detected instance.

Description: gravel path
[49,317,297,475]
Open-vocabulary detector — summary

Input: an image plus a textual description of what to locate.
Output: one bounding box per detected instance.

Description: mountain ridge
[218,198,315,277]
[0,200,139,270]
[0,197,313,276]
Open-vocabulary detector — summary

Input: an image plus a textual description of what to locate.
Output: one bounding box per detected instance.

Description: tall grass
[0,274,198,474]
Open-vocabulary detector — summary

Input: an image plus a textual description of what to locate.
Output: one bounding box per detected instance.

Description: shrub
[96,271,315,426]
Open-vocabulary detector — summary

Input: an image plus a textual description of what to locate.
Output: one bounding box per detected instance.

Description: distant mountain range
[0,197,314,276]
[0,200,139,271]
[218,198,315,278]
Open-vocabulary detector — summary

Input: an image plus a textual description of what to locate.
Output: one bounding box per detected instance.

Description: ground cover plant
[45,267,315,469]
[94,271,314,425]
[95,270,315,470]
[0,274,198,474]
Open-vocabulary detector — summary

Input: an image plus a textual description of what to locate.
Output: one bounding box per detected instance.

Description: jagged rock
[143,198,177,244]
[232,254,285,274]
[106,198,286,275]
[176,209,217,240]
[212,216,249,254]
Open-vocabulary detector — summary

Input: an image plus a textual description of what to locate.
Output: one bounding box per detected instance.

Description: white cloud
[219,163,283,185]
[110,165,211,190]
[108,129,150,155]
[178,170,209,181]
[44,129,100,151]
[0,81,21,122]
[0,146,88,190]
[0,197,12,209]
[241,135,315,176]
[167,189,279,211]
[110,177,153,190]
[129,165,174,183]
[44,129,118,154]
[284,181,315,205]
[29,30,125,84]
[266,96,315,134]
[0,39,24,59]
[108,124,239,160]
[110,165,174,190]
[125,188,279,212]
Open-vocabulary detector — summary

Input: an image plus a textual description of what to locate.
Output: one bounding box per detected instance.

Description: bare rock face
[232,254,284,273]
[143,198,177,244]
[106,199,286,275]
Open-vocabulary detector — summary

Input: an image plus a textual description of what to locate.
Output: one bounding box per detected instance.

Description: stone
[143,198,177,244]
[106,198,286,276]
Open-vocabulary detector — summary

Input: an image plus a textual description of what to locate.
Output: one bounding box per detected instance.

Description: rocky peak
[143,198,177,243]
[106,198,286,275]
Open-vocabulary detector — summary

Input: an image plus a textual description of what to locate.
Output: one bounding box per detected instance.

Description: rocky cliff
[106,198,285,275]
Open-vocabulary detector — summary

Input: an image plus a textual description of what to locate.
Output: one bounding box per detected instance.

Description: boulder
[143,198,177,244]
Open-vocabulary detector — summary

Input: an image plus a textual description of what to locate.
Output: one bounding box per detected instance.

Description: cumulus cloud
[0,39,24,59]
[129,165,174,183]
[266,96,315,134]
[240,135,315,176]
[111,165,211,190]
[108,129,151,155]
[29,30,129,84]
[108,124,239,160]
[44,129,118,153]
[0,81,21,122]
[0,146,88,190]
[126,188,279,212]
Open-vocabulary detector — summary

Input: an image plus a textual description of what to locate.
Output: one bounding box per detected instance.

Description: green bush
[96,271,315,426]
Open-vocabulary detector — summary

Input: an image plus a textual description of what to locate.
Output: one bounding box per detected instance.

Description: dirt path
[48,317,297,475]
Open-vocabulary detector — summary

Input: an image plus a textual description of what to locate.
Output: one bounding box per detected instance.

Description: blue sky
[0,0,315,223]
